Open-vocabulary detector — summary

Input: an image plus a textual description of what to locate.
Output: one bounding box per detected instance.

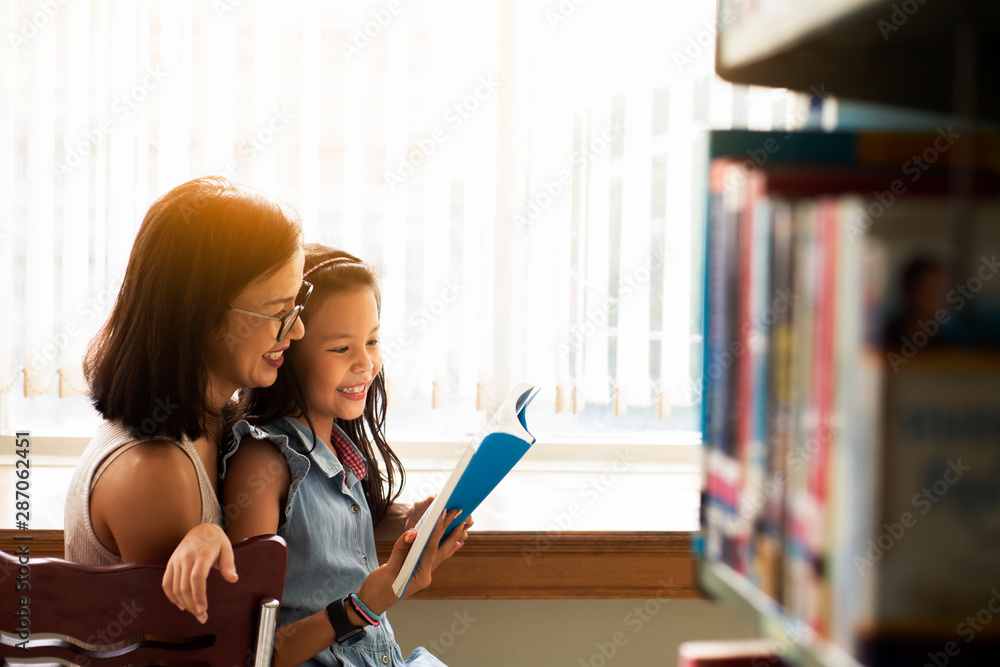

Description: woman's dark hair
[84,176,303,442]
[247,244,404,523]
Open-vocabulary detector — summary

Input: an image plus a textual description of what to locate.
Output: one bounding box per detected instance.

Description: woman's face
[204,248,306,404]
[292,286,382,423]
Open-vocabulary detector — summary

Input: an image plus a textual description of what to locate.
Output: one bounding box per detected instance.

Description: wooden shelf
[696,559,864,667]
[0,529,703,601]
[716,0,1000,121]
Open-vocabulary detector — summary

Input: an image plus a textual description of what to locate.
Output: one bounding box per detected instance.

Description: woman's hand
[357,508,472,614]
[161,523,238,623]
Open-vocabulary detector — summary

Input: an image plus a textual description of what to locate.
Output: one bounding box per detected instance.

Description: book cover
[392,383,539,598]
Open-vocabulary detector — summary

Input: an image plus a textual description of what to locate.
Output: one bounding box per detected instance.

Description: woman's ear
[209,315,230,344]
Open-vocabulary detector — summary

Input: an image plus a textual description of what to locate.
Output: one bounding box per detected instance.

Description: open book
[392,382,539,598]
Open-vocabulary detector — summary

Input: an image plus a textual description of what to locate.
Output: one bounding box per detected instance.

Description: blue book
[392,382,539,597]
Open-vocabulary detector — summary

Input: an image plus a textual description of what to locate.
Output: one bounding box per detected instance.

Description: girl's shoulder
[231,418,292,444]
[223,418,309,481]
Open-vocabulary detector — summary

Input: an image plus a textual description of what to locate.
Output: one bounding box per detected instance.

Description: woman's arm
[93,441,240,624]
[90,441,206,562]
[223,438,465,667]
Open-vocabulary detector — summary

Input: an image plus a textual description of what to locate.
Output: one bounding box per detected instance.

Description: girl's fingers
[432,509,461,547]
[180,556,207,623]
[441,513,469,545]
[172,561,189,613]
[385,528,417,574]
[190,556,213,622]
[414,496,435,514]
[218,541,238,583]
[162,564,178,608]
[161,527,238,623]
[177,557,196,619]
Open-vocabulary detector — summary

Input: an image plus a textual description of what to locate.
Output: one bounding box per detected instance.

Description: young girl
[172,245,470,666]
[65,176,307,575]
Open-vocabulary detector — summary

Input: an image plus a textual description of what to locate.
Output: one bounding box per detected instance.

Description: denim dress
[229,417,446,667]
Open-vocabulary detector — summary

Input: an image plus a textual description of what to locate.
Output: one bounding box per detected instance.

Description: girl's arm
[223,437,465,667]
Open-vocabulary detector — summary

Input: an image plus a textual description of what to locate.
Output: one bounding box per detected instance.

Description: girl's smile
[337,381,369,400]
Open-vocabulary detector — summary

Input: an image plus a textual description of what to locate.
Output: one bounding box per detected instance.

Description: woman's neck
[201,373,236,449]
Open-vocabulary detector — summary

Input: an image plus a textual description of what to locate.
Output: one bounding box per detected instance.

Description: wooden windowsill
[0,529,702,600]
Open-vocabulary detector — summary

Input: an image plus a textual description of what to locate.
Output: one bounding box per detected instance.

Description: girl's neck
[293,412,336,456]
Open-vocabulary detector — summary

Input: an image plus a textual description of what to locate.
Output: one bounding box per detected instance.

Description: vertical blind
[0,0,805,432]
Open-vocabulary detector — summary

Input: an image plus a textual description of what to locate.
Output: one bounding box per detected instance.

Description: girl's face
[293,286,382,423]
[204,249,306,402]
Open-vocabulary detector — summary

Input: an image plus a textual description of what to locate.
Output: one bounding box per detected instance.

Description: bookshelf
[697,1,999,666]
[697,560,862,667]
[715,0,1000,122]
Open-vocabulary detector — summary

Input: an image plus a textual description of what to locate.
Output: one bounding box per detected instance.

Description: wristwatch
[326,595,367,646]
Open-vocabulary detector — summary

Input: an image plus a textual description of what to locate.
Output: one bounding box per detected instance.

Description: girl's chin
[333,400,367,421]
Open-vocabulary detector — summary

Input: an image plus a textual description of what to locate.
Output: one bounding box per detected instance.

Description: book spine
[703,159,734,564]
[741,170,774,590]
[784,199,819,626]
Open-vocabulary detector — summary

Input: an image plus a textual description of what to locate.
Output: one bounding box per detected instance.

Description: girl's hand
[429,512,473,571]
[161,523,238,623]
[357,508,471,613]
[404,508,471,597]
[404,495,436,531]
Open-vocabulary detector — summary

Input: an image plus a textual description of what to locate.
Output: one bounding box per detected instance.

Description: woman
[65,176,307,585]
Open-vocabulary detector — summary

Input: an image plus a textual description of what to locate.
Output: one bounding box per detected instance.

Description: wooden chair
[0,534,286,667]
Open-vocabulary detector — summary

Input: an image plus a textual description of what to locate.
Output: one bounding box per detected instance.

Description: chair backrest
[0,534,286,667]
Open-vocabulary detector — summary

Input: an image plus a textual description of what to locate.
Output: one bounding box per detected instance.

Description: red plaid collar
[330,427,366,481]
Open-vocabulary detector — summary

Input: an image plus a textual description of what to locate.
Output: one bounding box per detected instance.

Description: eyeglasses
[227,280,313,342]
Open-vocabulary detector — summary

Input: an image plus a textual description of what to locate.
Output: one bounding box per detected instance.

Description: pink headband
[303,256,354,278]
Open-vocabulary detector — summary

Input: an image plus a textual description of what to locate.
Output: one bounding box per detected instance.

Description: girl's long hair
[245,244,403,523]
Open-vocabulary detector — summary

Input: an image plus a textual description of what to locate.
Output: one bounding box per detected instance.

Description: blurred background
[0,0,820,445]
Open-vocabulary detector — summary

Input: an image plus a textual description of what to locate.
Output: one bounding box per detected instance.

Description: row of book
[700,130,1000,665]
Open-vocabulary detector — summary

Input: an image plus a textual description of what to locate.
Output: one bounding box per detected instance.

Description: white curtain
[0,0,799,427]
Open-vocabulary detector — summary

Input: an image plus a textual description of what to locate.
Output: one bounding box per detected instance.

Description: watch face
[328,596,368,647]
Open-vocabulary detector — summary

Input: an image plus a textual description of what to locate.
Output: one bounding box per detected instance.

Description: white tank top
[64,419,222,564]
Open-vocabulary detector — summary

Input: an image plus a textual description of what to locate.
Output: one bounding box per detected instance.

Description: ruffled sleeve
[222,419,311,530]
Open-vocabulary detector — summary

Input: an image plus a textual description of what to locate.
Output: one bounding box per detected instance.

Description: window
[0,0,816,451]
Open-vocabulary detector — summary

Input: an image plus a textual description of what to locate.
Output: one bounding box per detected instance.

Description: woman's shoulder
[84,419,194,467]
